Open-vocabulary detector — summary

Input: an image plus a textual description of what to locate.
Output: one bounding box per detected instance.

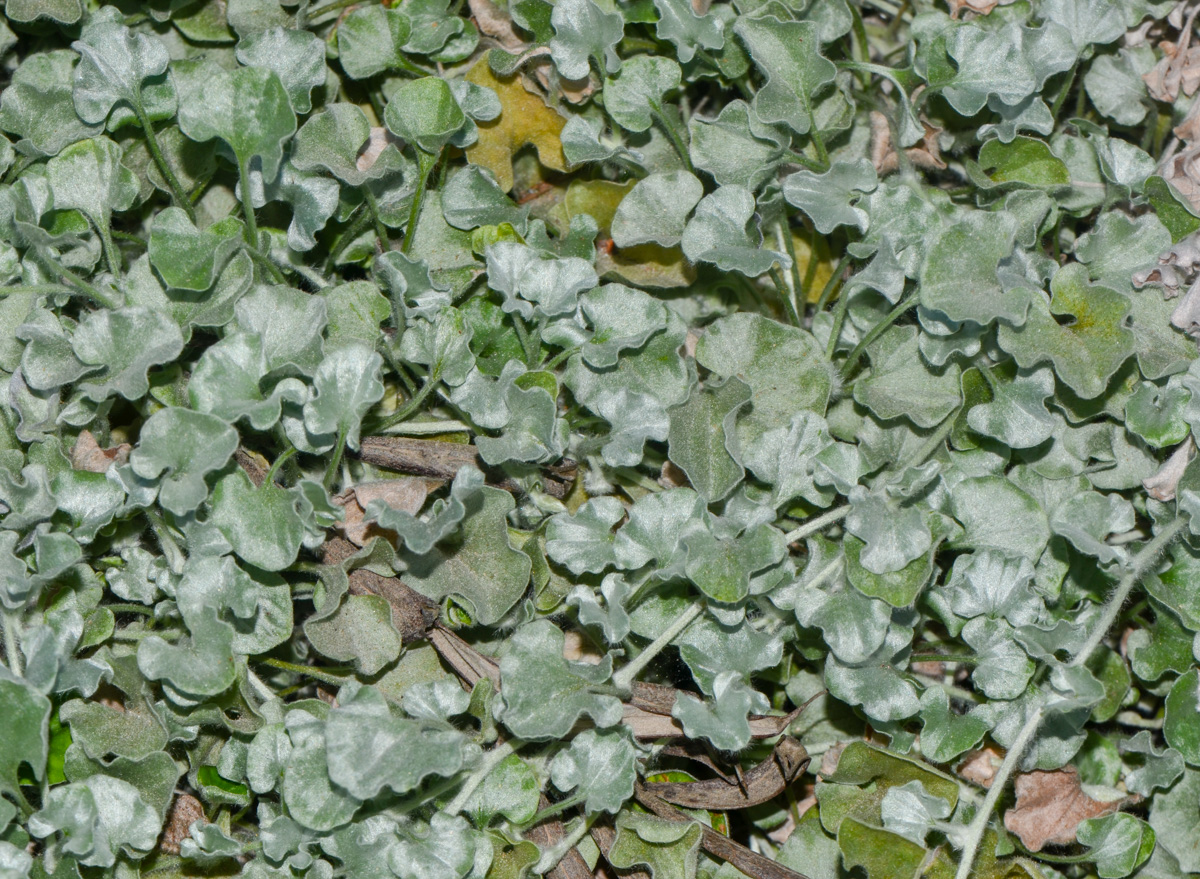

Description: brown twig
[356,435,576,498]
[643,736,810,810]
[634,783,813,879]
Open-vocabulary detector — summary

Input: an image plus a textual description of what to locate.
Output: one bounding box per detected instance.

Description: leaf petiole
[402,149,440,255]
[133,99,195,222]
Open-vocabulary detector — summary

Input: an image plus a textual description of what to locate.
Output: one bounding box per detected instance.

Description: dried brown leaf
[71,430,131,473]
[1159,147,1200,215]
[870,110,946,176]
[468,0,528,52]
[1145,8,1200,102]
[159,793,204,855]
[334,478,437,547]
[1003,766,1124,851]
[1144,437,1195,501]
[958,746,1003,789]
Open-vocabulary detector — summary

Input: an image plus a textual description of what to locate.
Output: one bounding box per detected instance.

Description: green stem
[906,410,957,469]
[542,344,583,372]
[839,292,916,380]
[524,793,587,828]
[244,243,288,285]
[363,186,390,247]
[112,230,147,248]
[612,602,704,694]
[2,610,22,677]
[513,314,540,368]
[330,205,373,268]
[785,149,827,172]
[534,814,598,875]
[402,150,439,255]
[801,93,829,168]
[258,657,353,687]
[237,158,260,247]
[144,508,185,574]
[376,372,441,430]
[263,447,297,487]
[94,220,123,278]
[651,106,695,174]
[133,100,195,221]
[783,505,850,544]
[884,0,910,38]
[953,515,1189,879]
[1048,62,1079,125]
[815,253,852,314]
[444,739,520,816]
[323,423,350,491]
[824,284,853,359]
[104,603,154,616]
[1069,516,1188,670]
[776,221,805,311]
[1,284,85,299]
[770,266,801,326]
[910,653,979,665]
[848,3,872,86]
[308,0,372,21]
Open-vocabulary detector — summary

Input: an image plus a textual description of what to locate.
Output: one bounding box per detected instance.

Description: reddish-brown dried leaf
[71,430,131,473]
[958,747,1003,789]
[159,793,204,855]
[1003,766,1123,851]
[334,478,437,547]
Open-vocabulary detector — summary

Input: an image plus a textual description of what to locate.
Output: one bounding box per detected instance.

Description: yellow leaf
[791,231,835,303]
[466,54,567,193]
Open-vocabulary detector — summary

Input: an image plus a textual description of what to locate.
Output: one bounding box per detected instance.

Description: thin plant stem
[363,186,390,246]
[258,657,352,687]
[953,515,1189,879]
[1048,62,1079,125]
[244,243,288,285]
[104,603,154,616]
[825,286,853,359]
[801,92,829,167]
[612,602,704,694]
[2,610,22,676]
[263,447,297,487]
[839,292,916,380]
[330,204,373,267]
[308,0,371,21]
[906,410,958,469]
[652,107,695,174]
[237,158,260,247]
[523,793,587,828]
[513,314,540,368]
[144,508,185,574]
[783,505,850,544]
[322,423,350,491]
[376,372,441,430]
[785,149,827,172]
[445,739,520,816]
[48,261,119,308]
[542,344,583,372]
[1,284,86,298]
[534,814,597,875]
[815,253,852,314]
[402,150,439,255]
[770,266,801,326]
[909,653,979,665]
[94,219,123,278]
[1068,516,1188,670]
[133,100,195,221]
[777,221,805,306]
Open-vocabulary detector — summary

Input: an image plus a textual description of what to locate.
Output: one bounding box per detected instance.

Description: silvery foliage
[0,0,1193,877]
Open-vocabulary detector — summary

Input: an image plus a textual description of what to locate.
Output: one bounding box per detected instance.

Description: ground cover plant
[7,0,1200,877]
